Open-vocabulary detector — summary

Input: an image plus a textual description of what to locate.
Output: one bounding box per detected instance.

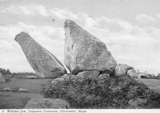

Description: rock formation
[64,20,117,74]
[15,32,66,78]
[76,70,99,80]
[114,64,133,76]
[127,69,138,78]
[25,98,70,109]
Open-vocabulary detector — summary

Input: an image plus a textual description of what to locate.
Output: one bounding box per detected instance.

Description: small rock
[99,73,109,80]
[19,88,29,92]
[127,69,138,78]
[76,70,100,80]
[24,98,70,109]
[114,64,133,76]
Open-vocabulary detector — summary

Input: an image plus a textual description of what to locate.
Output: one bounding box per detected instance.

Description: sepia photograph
[0,0,160,111]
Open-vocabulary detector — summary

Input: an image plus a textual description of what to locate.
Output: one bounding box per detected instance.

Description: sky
[0,0,160,75]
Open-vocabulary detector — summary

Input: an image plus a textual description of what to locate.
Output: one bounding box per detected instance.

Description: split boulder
[64,20,117,74]
[15,32,66,78]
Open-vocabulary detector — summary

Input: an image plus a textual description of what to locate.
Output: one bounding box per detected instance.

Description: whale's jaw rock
[64,20,117,74]
[15,32,66,78]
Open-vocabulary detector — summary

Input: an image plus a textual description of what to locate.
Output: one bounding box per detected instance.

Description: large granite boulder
[127,69,138,78]
[15,32,66,78]
[114,64,133,76]
[24,98,70,109]
[64,20,117,74]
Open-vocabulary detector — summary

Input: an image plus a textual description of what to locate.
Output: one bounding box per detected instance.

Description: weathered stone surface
[15,32,66,78]
[99,73,109,80]
[114,64,133,76]
[76,70,100,79]
[64,20,117,74]
[127,69,138,78]
[25,98,70,109]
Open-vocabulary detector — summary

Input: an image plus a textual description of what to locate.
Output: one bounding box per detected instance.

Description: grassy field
[0,77,52,109]
[0,77,52,93]
[0,77,160,109]
[0,92,43,109]
[136,78,160,93]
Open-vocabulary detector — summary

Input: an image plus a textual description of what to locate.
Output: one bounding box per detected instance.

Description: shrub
[0,68,11,75]
[43,74,160,109]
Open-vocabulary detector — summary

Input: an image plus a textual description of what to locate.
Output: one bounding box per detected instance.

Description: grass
[0,77,52,93]
[0,77,52,109]
[1,75,160,109]
[0,92,43,109]
[136,78,160,93]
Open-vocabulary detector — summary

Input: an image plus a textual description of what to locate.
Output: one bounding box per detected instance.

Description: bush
[43,74,160,109]
[0,68,11,75]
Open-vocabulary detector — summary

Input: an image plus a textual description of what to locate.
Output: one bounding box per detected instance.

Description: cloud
[1,6,160,74]
[0,22,65,72]
[136,14,157,23]
[0,0,8,2]
[1,5,48,16]
[157,14,160,19]
[49,8,78,20]
[77,15,160,74]
[1,5,78,20]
